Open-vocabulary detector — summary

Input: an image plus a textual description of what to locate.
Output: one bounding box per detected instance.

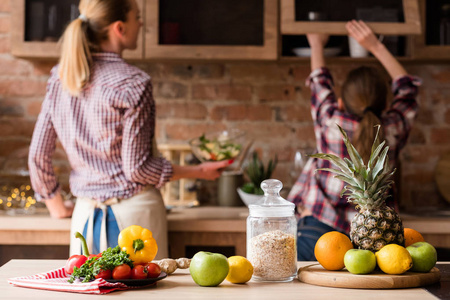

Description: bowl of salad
[189,129,245,162]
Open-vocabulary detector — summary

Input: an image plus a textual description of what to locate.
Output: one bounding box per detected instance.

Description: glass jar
[246,179,297,282]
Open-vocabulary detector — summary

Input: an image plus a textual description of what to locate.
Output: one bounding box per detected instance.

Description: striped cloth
[8,267,132,294]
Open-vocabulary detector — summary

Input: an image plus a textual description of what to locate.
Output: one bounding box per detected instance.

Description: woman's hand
[171,159,233,181]
[306,33,329,49]
[44,192,74,218]
[346,20,380,53]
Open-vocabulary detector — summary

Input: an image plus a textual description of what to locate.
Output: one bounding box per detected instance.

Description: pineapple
[310,125,404,252]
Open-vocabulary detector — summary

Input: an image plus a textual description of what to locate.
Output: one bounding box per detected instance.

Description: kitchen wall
[0,2,449,212]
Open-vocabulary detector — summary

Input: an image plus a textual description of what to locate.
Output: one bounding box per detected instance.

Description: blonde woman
[28,0,231,259]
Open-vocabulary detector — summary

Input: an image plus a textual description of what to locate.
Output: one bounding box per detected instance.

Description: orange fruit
[314,231,353,271]
[404,228,425,247]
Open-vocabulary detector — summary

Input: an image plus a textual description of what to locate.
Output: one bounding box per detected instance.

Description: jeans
[297,216,341,261]
[82,206,121,254]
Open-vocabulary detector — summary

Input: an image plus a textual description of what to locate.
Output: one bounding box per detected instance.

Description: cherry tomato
[112,264,132,279]
[65,255,88,275]
[95,269,112,280]
[131,265,148,279]
[144,263,162,278]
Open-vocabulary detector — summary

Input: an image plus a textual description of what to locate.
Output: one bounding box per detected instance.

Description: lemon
[375,244,413,275]
[225,256,253,284]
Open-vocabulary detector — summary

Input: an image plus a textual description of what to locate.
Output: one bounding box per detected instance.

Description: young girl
[287,20,421,261]
[28,0,231,259]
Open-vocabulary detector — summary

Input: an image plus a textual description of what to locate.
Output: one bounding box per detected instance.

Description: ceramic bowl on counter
[237,187,263,207]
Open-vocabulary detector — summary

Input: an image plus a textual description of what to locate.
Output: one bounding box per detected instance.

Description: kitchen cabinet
[10,0,144,59]
[144,0,278,60]
[410,0,450,59]
[281,0,421,35]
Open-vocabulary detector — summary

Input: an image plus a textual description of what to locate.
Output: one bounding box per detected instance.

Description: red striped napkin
[8,267,131,294]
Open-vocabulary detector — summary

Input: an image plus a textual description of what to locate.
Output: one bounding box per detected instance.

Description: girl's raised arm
[346,20,407,79]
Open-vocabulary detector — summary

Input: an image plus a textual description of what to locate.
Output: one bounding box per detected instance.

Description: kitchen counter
[1,259,447,300]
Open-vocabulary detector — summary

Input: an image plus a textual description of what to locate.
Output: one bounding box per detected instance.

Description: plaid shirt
[287,67,420,233]
[28,52,173,202]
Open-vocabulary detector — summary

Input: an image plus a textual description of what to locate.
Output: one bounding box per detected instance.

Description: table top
[1,259,446,300]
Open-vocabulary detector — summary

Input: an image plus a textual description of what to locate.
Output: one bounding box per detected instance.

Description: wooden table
[0,260,445,300]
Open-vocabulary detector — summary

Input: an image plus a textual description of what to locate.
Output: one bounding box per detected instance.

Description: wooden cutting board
[435,151,450,204]
[298,264,441,289]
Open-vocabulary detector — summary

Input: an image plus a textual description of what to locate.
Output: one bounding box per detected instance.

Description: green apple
[189,251,230,287]
[406,242,437,273]
[344,249,376,275]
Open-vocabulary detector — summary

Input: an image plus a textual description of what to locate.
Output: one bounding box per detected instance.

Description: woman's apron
[69,139,168,260]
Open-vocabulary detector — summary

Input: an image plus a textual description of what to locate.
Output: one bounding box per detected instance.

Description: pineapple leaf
[370,146,389,180]
[370,125,382,162]
[337,124,364,170]
[309,153,353,176]
[368,141,386,174]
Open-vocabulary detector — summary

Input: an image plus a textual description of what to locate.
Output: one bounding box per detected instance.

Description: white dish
[292,47,341,57]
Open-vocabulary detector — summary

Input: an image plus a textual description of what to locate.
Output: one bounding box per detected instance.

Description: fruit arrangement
[189,251,254,287]
[311,125,437,276]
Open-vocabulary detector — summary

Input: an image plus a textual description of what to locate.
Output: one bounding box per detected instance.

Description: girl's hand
[346,20,380,53]
[306,33,329,49]
[45,193,74,218]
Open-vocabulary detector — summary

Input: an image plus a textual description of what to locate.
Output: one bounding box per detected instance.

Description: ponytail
[58,18,92,96]
[341,66,388,163]
[353,112,385,163]
[57,0,132,96]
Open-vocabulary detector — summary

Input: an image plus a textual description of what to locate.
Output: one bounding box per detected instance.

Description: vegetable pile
[66,226,161,283]
[193,134,241,161]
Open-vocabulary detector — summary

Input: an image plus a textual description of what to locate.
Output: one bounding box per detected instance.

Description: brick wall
[1,2,449,211]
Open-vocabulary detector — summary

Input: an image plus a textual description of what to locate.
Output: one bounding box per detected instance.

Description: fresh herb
[195,134,241,161]
[241,152,278,195]
[68,246,134,283]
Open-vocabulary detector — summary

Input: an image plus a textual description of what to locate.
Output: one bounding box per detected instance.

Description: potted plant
[237,152,278,206]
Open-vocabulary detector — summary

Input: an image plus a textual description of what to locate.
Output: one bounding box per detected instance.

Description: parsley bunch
[68,246,134,283]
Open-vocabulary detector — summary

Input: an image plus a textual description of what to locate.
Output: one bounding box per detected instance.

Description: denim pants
[82,206,120,254]
[297,216,341,261]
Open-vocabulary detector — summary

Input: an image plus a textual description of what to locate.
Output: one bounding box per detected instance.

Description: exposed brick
[165,123,227,141]
[416,108,435,125]
[409,189,446,208]
[0,16,10,33]
[256,85,297,102]
[430,127,450,144]
[0,57,32,76]
[401,146,445,164]
[0,139,30,157]
[0,80,46,97]
[0,35,10,53]
[275,105,312,122]
[295,125,316,146]
[0,119,35,137]
[431,69,450,84]
[156,102,207,120]
[234,123,293,143]
[291,66,312,82]
[445,108,450,124]
[0,99,24,116]
[26,99,43,117]
[153,82,187,99]
[430,89,450,106]
[32,61,56,76]
[211,105,272,121]
[403,171,435,185]
[192,84,252,101]
[165,64,194,80]
[0,0,10,12]
[193,64,224,79]
[408,126,426,144]
[228,64,290,82]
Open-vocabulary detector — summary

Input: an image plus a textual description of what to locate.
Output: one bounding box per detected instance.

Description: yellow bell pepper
[118,225,158,265]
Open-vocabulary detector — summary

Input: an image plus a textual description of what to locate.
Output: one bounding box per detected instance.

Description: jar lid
[248,179,295,217]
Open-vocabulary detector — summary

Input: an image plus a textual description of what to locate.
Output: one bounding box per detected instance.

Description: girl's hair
[58,0,132,96]
[341,66,388,163]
